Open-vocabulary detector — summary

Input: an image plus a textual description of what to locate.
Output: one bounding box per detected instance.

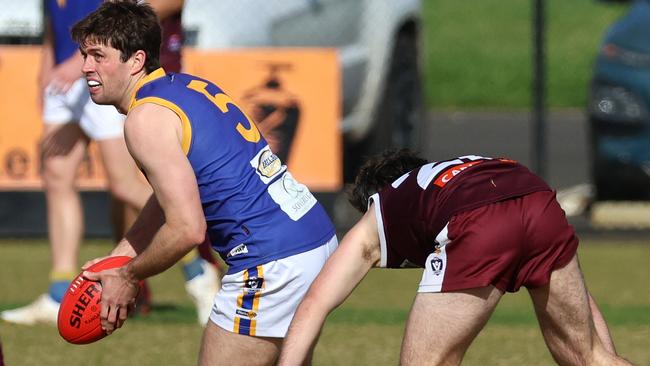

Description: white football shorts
[210,234,338,338]
[43,78,124,140]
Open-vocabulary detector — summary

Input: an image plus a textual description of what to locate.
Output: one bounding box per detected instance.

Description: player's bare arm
[84,103,206,333]
[109,194,163,258]
[279,206,381,365]
[588,292,618,354]
[121,103,206,278]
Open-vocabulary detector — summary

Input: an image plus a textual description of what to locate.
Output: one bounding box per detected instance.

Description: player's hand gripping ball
[57,256,132,344]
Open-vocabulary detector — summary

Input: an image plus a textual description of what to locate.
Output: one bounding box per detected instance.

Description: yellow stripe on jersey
[248,265,264,336]
[130,96,193,154]
[233,316,240,334]
[249,319,257,336]
[128,68,166,111]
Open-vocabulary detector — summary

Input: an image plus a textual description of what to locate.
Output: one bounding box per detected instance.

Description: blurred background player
[0,0,220,326]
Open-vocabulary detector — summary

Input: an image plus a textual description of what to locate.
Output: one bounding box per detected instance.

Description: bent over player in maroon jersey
[279,149,633,366]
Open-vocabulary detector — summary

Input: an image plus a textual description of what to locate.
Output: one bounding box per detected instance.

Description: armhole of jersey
[369,193,388,268]
[131,96,193,155]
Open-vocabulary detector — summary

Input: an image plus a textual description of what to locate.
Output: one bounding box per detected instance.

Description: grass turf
[0,239,648,365]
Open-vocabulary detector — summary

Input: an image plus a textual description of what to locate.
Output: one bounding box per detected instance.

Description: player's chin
[88,94,105,104]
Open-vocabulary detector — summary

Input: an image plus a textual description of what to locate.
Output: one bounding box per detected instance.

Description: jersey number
[187,80,261,143]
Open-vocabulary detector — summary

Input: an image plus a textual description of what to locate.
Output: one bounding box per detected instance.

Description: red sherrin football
[57,256,132,345]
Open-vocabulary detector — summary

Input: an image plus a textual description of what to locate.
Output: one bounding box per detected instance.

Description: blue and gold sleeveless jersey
[45,0,102,65]
[130,69,335,274]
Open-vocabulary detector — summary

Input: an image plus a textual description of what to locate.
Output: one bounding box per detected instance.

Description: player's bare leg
[400,286,503,366]
[528,254,633,365]
[41,123,89,276]
[97,137,151,214]
[0,123,88,325]
[199,321,285,366]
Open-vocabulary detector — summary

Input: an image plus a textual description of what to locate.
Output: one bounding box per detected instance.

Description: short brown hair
[348,149,429,212]
[71,0,161,73]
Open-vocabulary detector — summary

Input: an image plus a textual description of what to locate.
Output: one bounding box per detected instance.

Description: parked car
[183,0,424,181]
[588,0,650,199]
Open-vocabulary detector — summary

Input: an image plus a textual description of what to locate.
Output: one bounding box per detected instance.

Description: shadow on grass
[129,303,197,324]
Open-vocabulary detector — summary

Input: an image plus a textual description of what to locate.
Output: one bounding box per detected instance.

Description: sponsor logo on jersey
[282,172,304,198]
[431,257,444,276]
[417,156,491,189]
[268,172,316,220]
[236,308,258,318]
[434,161,483,188]
[227,243,249,258]
[244,276,264,292]
[257,149,282,178]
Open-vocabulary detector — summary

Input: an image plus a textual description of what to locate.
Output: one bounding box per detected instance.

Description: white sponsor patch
[227,243,249,258]
[250,145,285,184]
[268,172,316,221]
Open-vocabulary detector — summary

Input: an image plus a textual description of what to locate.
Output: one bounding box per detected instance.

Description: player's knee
[41,160,76,190]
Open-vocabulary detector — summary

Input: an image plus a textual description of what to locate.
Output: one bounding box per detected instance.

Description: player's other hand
[82,266,139,334]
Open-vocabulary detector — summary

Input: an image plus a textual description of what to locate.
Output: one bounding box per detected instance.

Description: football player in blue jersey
[72,1,337,364]
[279,149,632,366]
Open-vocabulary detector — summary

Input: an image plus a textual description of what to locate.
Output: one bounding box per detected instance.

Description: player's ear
[129,50,146,75]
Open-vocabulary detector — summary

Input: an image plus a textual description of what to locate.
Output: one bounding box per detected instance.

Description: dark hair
[348,149,429,213]
[71,0,161,73]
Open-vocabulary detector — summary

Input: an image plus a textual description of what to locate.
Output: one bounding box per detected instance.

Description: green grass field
[1,239,648,365]
[422,0,627,109]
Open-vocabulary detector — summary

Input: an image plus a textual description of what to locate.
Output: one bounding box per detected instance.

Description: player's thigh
[40,123,88,182]
[96,136,141,184]
[199,321,282,366]
[400,286,503,366]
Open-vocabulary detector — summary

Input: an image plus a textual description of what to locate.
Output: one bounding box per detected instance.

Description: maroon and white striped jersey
[370,156,551,268]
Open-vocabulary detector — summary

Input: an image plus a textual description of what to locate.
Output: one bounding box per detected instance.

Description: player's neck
[118,70,148,114]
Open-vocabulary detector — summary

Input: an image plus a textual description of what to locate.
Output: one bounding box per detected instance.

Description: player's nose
[81,57,95,74]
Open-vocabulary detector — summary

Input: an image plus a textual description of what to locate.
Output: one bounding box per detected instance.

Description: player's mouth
[87,79,102,91]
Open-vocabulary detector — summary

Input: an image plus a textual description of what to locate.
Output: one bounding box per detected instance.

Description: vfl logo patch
[431,257,444,276]
[245,276,264,293]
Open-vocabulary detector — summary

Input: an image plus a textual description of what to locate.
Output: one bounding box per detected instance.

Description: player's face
[80,42,132,108]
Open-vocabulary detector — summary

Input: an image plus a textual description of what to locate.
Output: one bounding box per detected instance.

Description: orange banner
[0,46,341,191]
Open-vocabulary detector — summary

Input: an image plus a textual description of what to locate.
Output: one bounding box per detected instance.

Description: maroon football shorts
[419,190,579,293]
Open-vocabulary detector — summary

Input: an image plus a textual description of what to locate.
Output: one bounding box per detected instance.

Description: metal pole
[532,0,546,178]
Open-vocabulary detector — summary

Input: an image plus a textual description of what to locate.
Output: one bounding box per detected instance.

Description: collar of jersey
[128,67,167,112]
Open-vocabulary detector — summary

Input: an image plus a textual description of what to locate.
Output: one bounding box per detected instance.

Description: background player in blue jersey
[71,2,336,364]
[0,0,220,327]
[279,149,633,366]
